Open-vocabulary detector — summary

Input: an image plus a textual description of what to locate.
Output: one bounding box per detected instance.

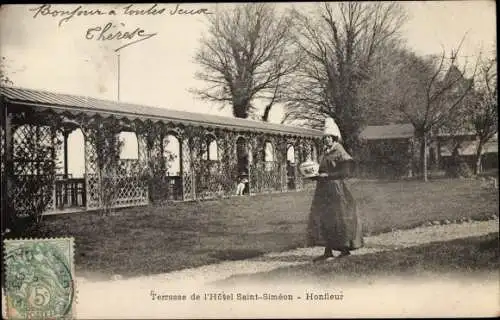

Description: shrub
[446,158,473,178]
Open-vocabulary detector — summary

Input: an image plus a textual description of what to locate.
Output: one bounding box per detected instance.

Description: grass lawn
[216,232,500,286]
[20,178,499,279]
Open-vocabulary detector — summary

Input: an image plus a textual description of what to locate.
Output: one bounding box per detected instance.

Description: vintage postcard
[0,2,498,319]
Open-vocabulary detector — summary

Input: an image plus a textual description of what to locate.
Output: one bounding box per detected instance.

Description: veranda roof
[0,86,323,138]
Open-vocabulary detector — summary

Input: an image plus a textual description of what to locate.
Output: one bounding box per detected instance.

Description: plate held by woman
[299,160,320,178]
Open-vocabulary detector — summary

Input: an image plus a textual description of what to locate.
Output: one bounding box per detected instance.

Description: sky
[0,2,496,122]
[0,1,496,176]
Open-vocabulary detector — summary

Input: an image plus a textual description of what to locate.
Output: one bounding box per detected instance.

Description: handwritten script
[29,4,213,51]
[86,22,157,52]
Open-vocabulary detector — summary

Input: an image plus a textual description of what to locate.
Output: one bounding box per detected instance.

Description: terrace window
[164,134,181,176]
[201,135,219,161]
[264,141,275,171]
[118,131,139,160]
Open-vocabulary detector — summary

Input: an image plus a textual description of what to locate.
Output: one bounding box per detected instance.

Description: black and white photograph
[0,2,498,318]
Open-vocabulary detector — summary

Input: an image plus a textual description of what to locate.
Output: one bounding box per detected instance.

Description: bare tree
[392,44,478,181]
[284,2,407,150]
[357,44,409,126]
[192,3,300,121]
[469,56,498,174]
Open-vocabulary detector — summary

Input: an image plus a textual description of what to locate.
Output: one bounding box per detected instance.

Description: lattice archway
[286,144,297,190]
[164,133,181,176]
[158,133,182,201]
[85,125,148,210]
[52,127,87,211]
[116,130,140,179]
[66,128,85,178]
[255,139,280,192]
[201,133,219,161]
[196,132,226,199]
[287,144,296,164]
[264,140,275,163]
[310,140,319,162]
[209,138,219,161]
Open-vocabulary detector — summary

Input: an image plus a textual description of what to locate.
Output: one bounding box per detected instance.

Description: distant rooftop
[360,123,484,140]
[441,138,498,156]
[360,124,414,140]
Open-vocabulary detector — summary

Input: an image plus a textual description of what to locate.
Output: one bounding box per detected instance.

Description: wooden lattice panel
[145,132,171,203]
[280,163,287,192]
[302,179,316,191]
[136,135,149,205]
[84,131,101,209]
[226,134,239,195]
[1,125,4,188]
[250,161,281,193]
[1,124,4,224]
[275,141,288,192]
[194,161,221,199]
[104,159,148,207]
[294,144,304,191]
[11,124,57,215]
[207,132,238,198]
[181,138,194,201]
[303,139,312,161]
[196,164,237,199]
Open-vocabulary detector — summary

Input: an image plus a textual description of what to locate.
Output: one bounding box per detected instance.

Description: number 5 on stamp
[3,238,75,320]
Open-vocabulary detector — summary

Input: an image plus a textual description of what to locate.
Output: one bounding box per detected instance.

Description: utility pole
[117,52,121,101]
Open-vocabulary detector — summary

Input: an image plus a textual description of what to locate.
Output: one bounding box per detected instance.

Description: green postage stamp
[3,238,75,320]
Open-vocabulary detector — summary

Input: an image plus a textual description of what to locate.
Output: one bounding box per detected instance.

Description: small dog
[236,178,249,195]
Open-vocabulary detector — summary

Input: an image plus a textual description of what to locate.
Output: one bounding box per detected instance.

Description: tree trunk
[261,104,272,122]
[232,100,249,118]
[407,138,414,178]
[420,136,428,182]
[474,140,485,175]
[233,106,249,119]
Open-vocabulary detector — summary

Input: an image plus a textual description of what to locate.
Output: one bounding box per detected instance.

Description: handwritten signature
[86,22,158,52]
[29,4,213,27]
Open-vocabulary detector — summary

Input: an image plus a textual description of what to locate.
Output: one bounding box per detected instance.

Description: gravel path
[76,219,499,287]
[4,220,496,319]
[70,219,498,318]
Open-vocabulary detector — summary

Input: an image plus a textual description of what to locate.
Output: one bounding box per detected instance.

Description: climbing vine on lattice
[8,117,63,233]
[215,130,239,195]
[137,121,177,204]
[84,117,124,214]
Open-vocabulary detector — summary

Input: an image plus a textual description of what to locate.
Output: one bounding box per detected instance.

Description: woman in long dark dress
[306,119,363,262]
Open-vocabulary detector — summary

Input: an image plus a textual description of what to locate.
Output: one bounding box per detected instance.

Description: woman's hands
[316,173,329,180]
[309,162,351,181]
[308,173,328,181]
